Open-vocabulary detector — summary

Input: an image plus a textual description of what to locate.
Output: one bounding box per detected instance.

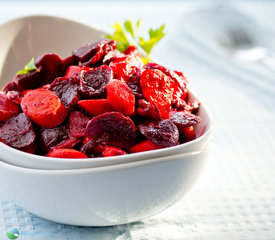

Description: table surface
[0,1,275,240]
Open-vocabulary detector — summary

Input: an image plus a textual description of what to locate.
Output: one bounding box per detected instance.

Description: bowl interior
[0,15,212,170]
[0,15,105,85]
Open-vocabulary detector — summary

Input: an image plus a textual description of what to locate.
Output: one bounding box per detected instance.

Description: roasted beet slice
[0,113,35,149]
[54,137,81,149]
[80,138,96,155]
[1,81,22,92]
[15,53,63,90]
[80,65,112,98]
[106,79,135,116]
[69,111,90,138]
[39,124,69,152]
[35,53,64,83]
[138,119,179,147]
[86,112,136,149]
[49,77,80,111]
[0,92,21,122]
[73,40,116,66]
[62,55,78,70]
[169,111,200,130]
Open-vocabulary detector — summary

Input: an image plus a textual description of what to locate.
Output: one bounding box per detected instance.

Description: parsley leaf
[106,20,165,63]
[17,58,37,75]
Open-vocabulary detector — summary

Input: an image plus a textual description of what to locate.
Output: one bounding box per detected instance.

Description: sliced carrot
[129,140,164,153]
[21,89,67,128]
[102,146,127,157]
[0,92,20,122]
[78,99,113,116]
[106,79,135,116]
[46,148,88,158]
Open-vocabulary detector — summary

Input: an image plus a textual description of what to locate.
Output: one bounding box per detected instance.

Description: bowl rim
[0,142,210,174]
[0,14,213,165]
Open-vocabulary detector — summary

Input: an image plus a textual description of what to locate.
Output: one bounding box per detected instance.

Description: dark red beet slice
[54,137,81,149]
[39,124,69,152]
[62,55,78,70]
[49,77,80,111]
[169,111,200,130]
[15,53,63,90]
[69,111,90,137]
[0,113,35,149]
[0,92,20,122]
[86,112,136,149]
[35,53,64,83]
[1,81,22,92]
[80,138,96,155]
[15,69,43,90]
[80,65,113,98]
[138,119,179,147]
[73,40,116,66]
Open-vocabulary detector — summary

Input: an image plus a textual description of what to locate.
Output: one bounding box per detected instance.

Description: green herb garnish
[17,58,37,75]
[106,19,166,63]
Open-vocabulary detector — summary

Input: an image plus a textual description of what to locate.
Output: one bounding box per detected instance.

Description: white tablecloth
[0,1,274,239]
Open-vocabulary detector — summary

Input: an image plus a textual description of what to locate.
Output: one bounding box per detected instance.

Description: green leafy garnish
[17,58,37,75]
[106,19,166,63]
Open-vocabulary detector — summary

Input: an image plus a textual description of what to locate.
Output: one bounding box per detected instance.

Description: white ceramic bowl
[0,15,212,170]
[0,143,210,226]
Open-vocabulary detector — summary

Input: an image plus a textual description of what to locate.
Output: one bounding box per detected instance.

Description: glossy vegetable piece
[86,112,136,149]
[15,53,63,90]
[102,146,127,157]
[21,89,67,128]
[65,65,90,79]
[129,140,164,153]
[39,124,70,152]
[80,65,113,98]
[138,119,179,147]
[169,110,200,130]
[78,99,112,116]
[106,79,135,116]
[0,113,35,149]
[69,111,90,137]
[46,148,88,158]
[73,39,116,66]
[0,92,20,122]
[49,77,80,111]
[140,69,174,112]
